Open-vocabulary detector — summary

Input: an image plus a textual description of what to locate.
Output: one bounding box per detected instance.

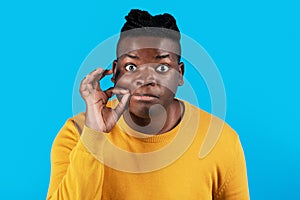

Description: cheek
[159,73,180,92]
[114,73,134,90]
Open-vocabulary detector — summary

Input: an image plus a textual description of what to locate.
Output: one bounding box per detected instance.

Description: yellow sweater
[47,100,249,200]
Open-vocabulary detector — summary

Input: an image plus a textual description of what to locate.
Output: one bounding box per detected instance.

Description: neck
[123,99,184,135]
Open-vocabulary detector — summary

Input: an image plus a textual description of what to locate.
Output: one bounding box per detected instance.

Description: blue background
[0,0,299,199]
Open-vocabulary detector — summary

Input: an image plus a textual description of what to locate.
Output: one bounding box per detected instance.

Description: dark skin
[80,36,184,135]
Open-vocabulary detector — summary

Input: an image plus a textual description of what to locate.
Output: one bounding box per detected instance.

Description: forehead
[117,36,181,58]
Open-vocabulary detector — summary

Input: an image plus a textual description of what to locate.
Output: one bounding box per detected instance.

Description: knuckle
[79,87,85,93]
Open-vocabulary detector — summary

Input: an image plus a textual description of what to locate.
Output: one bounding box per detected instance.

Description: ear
[178,62,184,86]
[111,60,118,83]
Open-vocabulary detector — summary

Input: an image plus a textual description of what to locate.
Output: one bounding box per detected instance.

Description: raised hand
[80,68,130,132]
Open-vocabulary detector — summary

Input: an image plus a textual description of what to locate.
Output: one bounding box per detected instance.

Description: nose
[134,65,157,87]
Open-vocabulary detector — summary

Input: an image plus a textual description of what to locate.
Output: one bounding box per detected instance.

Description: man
[47,9,250,199]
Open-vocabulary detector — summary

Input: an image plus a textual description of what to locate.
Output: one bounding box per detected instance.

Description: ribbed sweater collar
[115,100,191,143]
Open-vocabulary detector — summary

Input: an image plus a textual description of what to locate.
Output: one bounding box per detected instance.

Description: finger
[80,75,88,89]
[80,71,95,93]
[86,68,113,90]
[82,68,110,83]
[113,93,131,118]
[89,68,112,82]
[104,87,129,99]
[84,68,103,85]
[89,68,112,76]
[80,76,89,95]
[103,69,113,75]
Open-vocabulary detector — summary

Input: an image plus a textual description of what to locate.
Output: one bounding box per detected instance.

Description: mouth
[131,93,159,101]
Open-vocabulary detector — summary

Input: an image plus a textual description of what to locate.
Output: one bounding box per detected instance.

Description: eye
[125,64,137,72]
[156,64,169,73]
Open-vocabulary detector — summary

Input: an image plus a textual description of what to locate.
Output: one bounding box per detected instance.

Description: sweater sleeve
[214,136,250,200]
[46,119,105,200]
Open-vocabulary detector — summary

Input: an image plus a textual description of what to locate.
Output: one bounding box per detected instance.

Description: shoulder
[182,100,241,159]
[53,98,117,144]
[51,112,86,152]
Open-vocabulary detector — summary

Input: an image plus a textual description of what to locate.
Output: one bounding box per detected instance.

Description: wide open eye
[156,64,170,73]
[125,64,137,72]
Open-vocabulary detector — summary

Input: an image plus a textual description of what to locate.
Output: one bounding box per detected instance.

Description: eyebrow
[120,53,171,60]
[123,53,139,59]
[155,54,170,59]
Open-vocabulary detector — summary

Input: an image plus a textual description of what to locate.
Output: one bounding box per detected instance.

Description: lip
[131,93,159,101]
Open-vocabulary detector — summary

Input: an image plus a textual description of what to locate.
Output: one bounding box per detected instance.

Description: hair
[117,9,181,61]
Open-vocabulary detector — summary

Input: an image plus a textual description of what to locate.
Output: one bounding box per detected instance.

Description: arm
[47,67,130,199]
[46,119,104,200]
[214,137,250,200]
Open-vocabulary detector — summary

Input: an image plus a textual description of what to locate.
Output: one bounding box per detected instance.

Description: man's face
[112,36,184,118]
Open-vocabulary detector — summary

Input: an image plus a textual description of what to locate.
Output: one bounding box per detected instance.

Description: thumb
[113,93,131,118]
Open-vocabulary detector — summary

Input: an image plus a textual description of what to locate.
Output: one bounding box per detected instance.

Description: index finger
[104,87,130,99]
[83,68,113,85]
[91,68,113,81]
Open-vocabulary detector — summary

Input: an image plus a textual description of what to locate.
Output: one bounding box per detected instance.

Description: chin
[129,101,153,118]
